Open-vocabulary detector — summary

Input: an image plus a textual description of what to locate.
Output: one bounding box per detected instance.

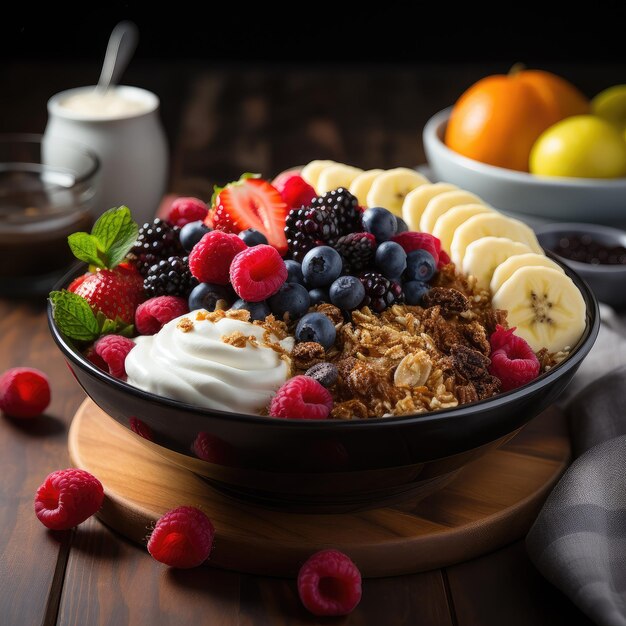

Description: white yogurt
[125,312,294,415]
[59,89,149,119]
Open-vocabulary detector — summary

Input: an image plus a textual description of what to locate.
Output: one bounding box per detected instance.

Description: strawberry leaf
[91,206,139,268]
[49,290,99,342]
[68,233,106,268]
[95,311,135,337]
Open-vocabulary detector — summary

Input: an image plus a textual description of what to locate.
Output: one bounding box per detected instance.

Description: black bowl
[48,258,599,512]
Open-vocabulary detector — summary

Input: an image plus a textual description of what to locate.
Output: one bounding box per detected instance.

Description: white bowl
[423,108,626,225]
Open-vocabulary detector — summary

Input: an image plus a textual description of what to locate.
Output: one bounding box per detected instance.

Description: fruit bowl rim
[48,257,600,430]
[425,107,626,187]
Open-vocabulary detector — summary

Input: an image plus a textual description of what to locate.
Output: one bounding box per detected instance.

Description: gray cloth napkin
[527,306,626,626]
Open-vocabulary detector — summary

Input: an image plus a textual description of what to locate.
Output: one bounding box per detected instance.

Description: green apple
[530,115,626,178]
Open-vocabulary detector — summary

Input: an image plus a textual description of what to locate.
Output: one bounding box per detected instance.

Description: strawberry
[210,176,289,254]
[73,262,145,325]
[68,273,91,293]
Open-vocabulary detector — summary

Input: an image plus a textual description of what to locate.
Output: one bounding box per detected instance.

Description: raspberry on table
[34,468,104,530]
[0,367,50,418]
[87,335,136,380]
[167,197,208,228]
[147,506,215,568]
[189,230,247,284]
[135,296,189,335]
[229,245,287,302]
[297,549,362,616]
[269,375,333,419]
[488,325,541,391]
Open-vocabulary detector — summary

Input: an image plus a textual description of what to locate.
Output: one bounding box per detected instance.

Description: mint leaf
[68,233,105,268]
[91,206,138,268]
[49,291,99,342]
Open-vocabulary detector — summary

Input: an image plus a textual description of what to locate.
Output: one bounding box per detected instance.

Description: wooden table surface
[2,61,616,626]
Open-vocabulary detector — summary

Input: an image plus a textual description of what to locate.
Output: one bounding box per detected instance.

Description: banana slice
[317,163,363,194]
[432,203,495,255]
[402,183,458,231]
[349,169,384,206]
[492,266,586,353]
[419,190,485,234]
[462,237,533,290]
[490,253,565,295]
[301,160,335,191]
[367,168,429,217]
[450,213,543,267]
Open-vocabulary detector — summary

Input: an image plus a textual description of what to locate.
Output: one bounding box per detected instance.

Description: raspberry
[391,232,441,265]
[229,245,287,302]
[0,367,50,418]
[135,296,189,335]
[334,232,376,274]
[297,549,362,616]
[87,335,135,380]
[269,375,333,419]
[192,432,237,466]
[438,249,451,267]
[488,325,540,391]
[34,468,104,530]
[147,506,215,568]
[168,197,208,228]
[189,230,247,285]
[272,172,317,209]
[129,417,153,441]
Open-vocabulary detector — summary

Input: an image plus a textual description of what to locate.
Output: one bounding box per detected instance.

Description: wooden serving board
[68,399,570,577]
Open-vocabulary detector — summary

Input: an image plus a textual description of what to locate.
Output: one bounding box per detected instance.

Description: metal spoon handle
[97,21,139,93]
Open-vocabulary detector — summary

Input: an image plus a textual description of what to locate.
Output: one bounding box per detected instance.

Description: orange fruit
[445,68,590,172]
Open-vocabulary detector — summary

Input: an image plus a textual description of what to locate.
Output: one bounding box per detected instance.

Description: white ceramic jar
[44,85,168,224]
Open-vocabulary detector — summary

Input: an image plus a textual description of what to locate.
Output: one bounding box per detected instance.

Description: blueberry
[375,241,407,279]
[329,275,365,311]
[308,287,329,305]
[362,207,397,243]
[188,282,233,311]
[395,216,409,233]
[268,283,310,321]
[180,220,211,252]
[305,362,339,388]
[405,249,437,282]
[404,280,430,305]
[230,298,270,321]
[301,246,343,288]
[238,228,268,247]
[295,312,336,350]
[284,259,304,285]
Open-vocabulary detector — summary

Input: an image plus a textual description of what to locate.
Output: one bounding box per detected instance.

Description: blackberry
[311,188,361,235]
[359,271,404,313]
[284,206,339,262]
[144,256,198,298]
[335,232,376,274]
[129,219,185,276]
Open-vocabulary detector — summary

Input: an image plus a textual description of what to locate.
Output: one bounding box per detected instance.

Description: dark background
[2,5,625,191]
[3,3,626,63]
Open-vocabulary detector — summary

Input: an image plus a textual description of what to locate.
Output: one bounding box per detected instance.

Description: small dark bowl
[48,259,599,512]
[536,223,626,310]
